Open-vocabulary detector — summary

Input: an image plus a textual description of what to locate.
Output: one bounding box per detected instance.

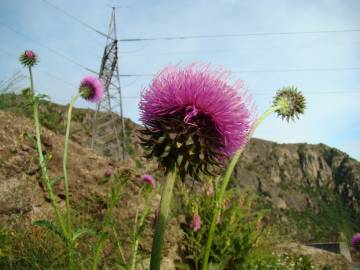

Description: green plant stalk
[112,226,126,265]
[201,105,281,270]
[63,92,82,235]
[150,168,177,270]
[130,191,152,270]
[63,92,82,269]
[92,178,125,270]
[28,67,69,240]
[130,210,139,270]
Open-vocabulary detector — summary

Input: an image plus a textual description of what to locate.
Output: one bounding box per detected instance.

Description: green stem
[201,105,280,270]
[150,168,177,270]
[63,92,81,235]
[112,227,126,265]
[130,210,139,270]
[130,191,152,270]
[28,67,69,240]
[63,93,82,270]
[92,178,125,270]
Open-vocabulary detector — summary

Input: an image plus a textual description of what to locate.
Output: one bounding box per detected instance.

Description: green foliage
[33,220,66,241]
[243,253,315,270]
[0,227,68,270]
[178,180,269,270]
[282,185,360,241]
[0,92,65,133]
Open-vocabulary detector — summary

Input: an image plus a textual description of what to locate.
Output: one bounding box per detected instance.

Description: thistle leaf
[33,220,66,241]
[72,227,97,242]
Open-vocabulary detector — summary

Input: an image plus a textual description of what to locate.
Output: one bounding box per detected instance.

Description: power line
[39,0,111,40]
[234,67,360,73]
[1,48,359,97]
[117,66,360,77]
[0,22,99,75]
[119,40,152,54]
[119,28,360,42]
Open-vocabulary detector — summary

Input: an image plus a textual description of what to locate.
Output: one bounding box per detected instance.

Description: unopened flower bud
[19,50,38,67]
[273,86,305,121]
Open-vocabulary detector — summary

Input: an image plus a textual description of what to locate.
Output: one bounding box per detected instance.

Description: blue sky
[0,0,359,160]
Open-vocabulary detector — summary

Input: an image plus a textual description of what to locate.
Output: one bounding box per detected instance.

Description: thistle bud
[352,233,360,251]
[192,212,201,232]
[141,174,156,189]
[19,50,38,67]
[273,86,305,121]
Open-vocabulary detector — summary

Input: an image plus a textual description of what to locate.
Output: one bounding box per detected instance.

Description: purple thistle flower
[19,50,38,67]
[104,168,112,177]
[139,63,253,179]
[141,174,156,189]
[25,50,35,58]
[192,212,201,232]
[79,75,104,103]
[352,233,360,251]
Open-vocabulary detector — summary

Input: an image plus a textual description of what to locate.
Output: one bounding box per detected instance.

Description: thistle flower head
[352,233,360,251]
[104,168,112,177]
[192,212,201,232]
[19,50,38,67]
[79,75,104,103]
[273,86,305,121]
[139,63,253,179]
[141,174,156,189]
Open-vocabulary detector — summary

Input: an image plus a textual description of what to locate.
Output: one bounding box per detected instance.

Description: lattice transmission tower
[91,7,126,160]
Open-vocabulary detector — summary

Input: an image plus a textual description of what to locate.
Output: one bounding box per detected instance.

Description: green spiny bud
[19,50,38,67]
[273,86,305,121]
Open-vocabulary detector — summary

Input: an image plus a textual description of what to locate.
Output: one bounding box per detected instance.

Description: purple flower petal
[352,233,360,251]
[139,63,253,158]
[141,174,156,189]
[192,212,201,232]
[79,75,104,103]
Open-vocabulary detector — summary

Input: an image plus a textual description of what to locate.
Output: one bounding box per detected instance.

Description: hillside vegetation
[0,92,357,268]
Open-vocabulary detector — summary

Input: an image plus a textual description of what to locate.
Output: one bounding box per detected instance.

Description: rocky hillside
[1,92,359,244]
[237,139,360,242]
[0,111,182,266]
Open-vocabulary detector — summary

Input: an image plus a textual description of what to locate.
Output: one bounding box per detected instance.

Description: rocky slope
[0,109,181,264]
[236,139,360,242]
[1,92,359,243]
[0,93,358,268]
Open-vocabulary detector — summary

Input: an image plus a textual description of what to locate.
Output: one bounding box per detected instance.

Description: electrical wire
[117,66,360,77]
[39,0,111,40]
[2,48,359,98]
[0,22,99,75]
[119,28,360,42]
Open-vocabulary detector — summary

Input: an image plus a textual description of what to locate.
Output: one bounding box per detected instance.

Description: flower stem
[63,92,81,235]
[150,168,177,270]
[130,191,152,270]
[92,177,126,270]
[201,105,280,270]
[28,66,69,240]
[130,210,139,270]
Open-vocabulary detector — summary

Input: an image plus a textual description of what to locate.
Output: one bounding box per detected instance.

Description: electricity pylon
[91,7,126,160]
